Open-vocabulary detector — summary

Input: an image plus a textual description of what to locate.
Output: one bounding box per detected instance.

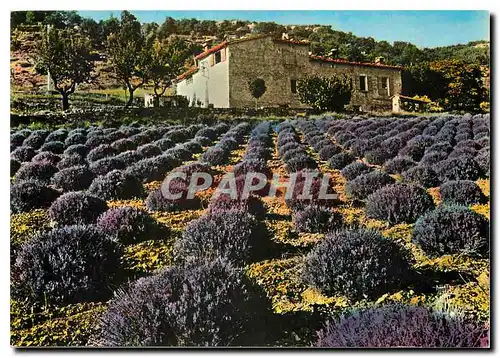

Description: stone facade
[176,35,402,111]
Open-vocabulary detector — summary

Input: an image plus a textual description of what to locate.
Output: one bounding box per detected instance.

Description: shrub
[420,151,448,166]
[233,159,271,178]
[192,136,212,147]
[85,135,112,148]
[111,138,137,152]
[285,154,316,173]
[294,206,343,233]
[164,128,189,143]
[175,211,264,265]
[12,225,123,305]
[87,144,117,162]
[475,150,490,177]
[285,173,339,211]
[365,147,392,166]
[45,130,68,143]
[11,180,60,213]
[97,207,169,245]
[11,158,21,177]
[14,161,58,185]
[39,141,65,154]
[207,194,266,219]
[98,259,270,346]
[23,131,48,149]
[154,138,175,151]
[340,161,372,181]
[383,156,416,174]
[114,150,143,166]
[217,137,238,151]
[434,156,483,181]
[48,191,108,226]
[281,147,304,162]
[11,133,26,148]
[201,146,229,165]
[315,304,489,348]
[64,144,89,157]
[125,155,180,183]
[412,206,489,258]
[402,165,440,188]
[137,144,162,158]
[181,141,203,154]
[365,184,435,225]
[88,170,145,201]
[302,229,412,300]
[89,157,126,176]
[345,171,395,201]
[145,181,200,212]
[448,147,477,159]
[165,146,192,161]
[32,151,61,165]
[57,154,87,170]
[195,127,217,140]
[51,165,94,192]
[425,141,453,154]
[440,180,487,206]
[65,133,87,146]
[11,146,36,162]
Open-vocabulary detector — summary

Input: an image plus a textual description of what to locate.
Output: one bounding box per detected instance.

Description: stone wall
[227,36,402,111]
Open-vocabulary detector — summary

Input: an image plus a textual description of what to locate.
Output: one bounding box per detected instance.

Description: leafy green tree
[297,75,352,112]
[106,11,148,108]
[35,27,95,110]
[145,36,191,107]
[248,78,267,108]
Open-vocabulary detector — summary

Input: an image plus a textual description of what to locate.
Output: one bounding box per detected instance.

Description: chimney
[375,56,385,65]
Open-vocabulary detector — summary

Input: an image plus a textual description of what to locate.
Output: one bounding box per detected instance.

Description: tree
[106,11,148,108]
[296,75,352,112]
[248,78,267,108]
[35,27,94,110]
[145,36,191,107]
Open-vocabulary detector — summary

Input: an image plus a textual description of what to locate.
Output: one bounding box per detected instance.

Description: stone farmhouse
[175,35,402,111]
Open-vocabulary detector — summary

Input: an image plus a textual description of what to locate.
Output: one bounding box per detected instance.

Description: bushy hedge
[383,156,416,174]
[87,144,117,162]
[137,144,162,158]
[285,173,339,211]
[12,225,123,305]
[98,259,270,346]
[412,205,489,258]
[145,183,200,212]
[434,156,483,182]
[51,165,94,192]
[302,229,412,300]
[207,194,266,219]
[365,184,435,225]
[97,207,169,245]
[11,158,21,177]
[57,154,87,170]
[89,157,126,176]
[420,151,448,166]
[88,170,145,201]
[365,147,392,166]
[23,131,48,149]
[11,146,36,162]
[125,155,180,183]
[402,165,440,188]
[345,171,395,201]
[340,161,372,181]
[32,151,61,165]
[39,141,65,154]
[64,144,89,157]
[111,138,137,152]
[318,145,342,161]
[316,304,489,347]
[475,150,490,177]
[48,191,108,226]
[439,180,487,206]
[201,146,229,166]
[11,180,60,213]
[14,161,58,185]
[294,205,343,233]
[175,211,264,266]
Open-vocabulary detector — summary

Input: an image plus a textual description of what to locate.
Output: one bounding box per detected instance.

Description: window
[214,51,222,64]
[359,75,368,91]
[291,79,297,94]
[381,77,390,96]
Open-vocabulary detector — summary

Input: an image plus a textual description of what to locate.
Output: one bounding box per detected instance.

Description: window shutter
[221,48,226,62]
[209,55,214,67]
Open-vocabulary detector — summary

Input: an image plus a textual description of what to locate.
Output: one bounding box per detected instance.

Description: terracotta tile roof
[309,54,403,70]
[194,41,229,61]
[176,66,198,81]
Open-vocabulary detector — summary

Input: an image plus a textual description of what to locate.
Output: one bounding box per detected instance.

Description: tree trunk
[61,93,70,111]
[126,88,134,108]
[153,95,160,108]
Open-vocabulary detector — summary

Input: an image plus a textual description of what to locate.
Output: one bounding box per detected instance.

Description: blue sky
[78,10,490,48]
